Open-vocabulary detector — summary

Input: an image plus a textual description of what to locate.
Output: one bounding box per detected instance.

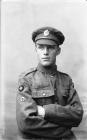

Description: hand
[37,105,45,117]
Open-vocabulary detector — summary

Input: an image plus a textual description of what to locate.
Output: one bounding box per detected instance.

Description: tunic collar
[37,63,57,75]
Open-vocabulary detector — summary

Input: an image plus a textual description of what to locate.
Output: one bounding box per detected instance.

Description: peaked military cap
[32,27,65,45]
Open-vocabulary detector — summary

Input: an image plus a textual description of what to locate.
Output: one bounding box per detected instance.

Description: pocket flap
[32,89,55,98]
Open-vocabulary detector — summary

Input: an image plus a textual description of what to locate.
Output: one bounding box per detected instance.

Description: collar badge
[44,30,49,36]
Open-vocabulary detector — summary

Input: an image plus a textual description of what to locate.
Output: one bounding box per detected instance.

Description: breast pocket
[31,89,55,106]
[63,87,69,96]
[62,87,69,105]
[57,86,69,106]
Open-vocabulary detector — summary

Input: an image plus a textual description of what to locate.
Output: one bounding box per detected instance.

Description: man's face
[35,40,60,66]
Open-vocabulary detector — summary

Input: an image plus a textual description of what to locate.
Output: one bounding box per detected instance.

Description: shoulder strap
[19,67,37,78]
[25,67,37,76]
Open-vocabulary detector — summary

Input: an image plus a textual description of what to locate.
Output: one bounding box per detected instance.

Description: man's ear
[35,43,37,51]
[56,47,61,55]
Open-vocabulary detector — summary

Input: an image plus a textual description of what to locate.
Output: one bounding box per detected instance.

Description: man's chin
[41,62,52,67]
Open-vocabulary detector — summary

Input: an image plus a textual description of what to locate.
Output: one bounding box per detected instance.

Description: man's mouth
[42,58,50,61]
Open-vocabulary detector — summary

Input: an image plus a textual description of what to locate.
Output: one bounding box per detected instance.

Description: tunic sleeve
[44,76,83,127]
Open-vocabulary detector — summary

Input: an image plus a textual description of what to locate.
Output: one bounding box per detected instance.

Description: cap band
[36,39,58,45]
[35,33,59,44]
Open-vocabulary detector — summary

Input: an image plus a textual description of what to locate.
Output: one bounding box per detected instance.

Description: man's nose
[44,47,49,55]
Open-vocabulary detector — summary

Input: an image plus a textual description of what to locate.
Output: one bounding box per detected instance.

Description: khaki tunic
[16,64,83,140]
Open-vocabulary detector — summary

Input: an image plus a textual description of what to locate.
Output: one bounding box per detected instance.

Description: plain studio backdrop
[0,0,87,139]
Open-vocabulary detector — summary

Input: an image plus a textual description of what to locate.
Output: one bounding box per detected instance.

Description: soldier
[16,27,83,140]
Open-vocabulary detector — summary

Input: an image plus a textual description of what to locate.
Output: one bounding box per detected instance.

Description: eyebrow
[36,43,57,46]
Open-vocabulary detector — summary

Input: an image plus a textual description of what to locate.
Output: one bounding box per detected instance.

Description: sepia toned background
[1,0,87,139]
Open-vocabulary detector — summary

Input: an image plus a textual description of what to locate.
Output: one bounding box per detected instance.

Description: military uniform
[16,27,83,140]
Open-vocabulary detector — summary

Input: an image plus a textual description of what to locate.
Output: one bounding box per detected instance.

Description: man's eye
[36,44,44,49]
[38,45,44,49]
[48,45,55,50]
[36,44,57,50]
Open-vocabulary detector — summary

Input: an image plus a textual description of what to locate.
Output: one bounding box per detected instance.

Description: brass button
[50,75,54,77]
[54,88,56,91]
[43,93,46,96]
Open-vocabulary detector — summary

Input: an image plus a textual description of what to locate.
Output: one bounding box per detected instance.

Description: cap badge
[44,30,49,36]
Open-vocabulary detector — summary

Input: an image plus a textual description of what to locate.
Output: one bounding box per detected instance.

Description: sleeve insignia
[20,96,26,102]
[18,85,24,92]
[17,95,26,103]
